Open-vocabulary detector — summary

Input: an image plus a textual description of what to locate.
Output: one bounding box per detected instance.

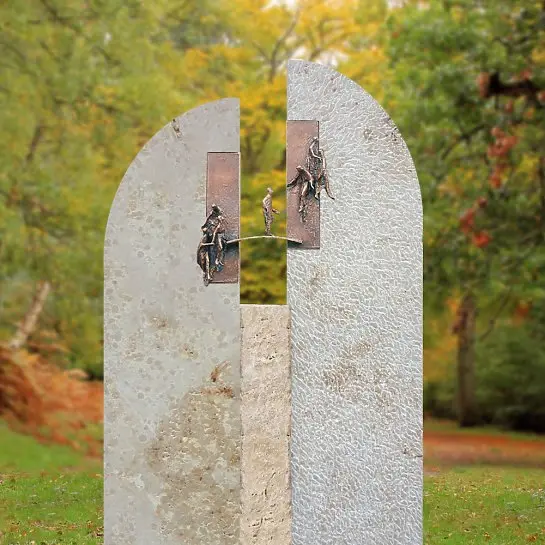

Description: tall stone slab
[241,305,292,545]
[104,99,241,545]
[287,60,423,544]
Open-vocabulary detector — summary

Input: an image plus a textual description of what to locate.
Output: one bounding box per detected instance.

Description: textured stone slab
[287,60,423,544]
[104,99,240,545]
[241,305,291,545]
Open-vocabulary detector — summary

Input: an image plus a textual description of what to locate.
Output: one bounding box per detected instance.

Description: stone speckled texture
[104,99,240,545]
[287,60,423,544]
[241,305,291,545]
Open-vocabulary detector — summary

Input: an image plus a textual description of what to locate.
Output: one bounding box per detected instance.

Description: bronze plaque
[207,152,240,283]
[286,120,320,249]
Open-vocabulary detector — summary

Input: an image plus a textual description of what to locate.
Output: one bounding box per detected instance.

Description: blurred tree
[387,0,545,426]
[0,0,390,375]
[476,301,545,433]
[0,0,188,375]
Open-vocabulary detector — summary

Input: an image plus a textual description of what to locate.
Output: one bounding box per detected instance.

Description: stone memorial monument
[104,60,422,545]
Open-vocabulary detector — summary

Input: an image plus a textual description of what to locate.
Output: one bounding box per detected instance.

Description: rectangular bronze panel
[207,152,240,283]
[287,120,320,249]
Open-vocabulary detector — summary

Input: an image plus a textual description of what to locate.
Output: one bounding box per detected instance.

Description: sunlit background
[1,0,544,542]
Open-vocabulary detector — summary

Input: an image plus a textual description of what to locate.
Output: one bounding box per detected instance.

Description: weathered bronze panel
[286,121,320,248]
[206,152,240,283]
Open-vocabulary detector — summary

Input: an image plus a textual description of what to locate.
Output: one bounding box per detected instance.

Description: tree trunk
[8,281,51,351]
[456,293,479,427]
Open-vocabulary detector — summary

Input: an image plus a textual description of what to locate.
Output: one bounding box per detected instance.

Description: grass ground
[0,421,102,544]
[1,419,544,544]
[424,418,545,442]
[425,467,545,544]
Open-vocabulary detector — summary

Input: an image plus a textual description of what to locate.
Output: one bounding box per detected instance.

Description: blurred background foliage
[0,0,544,431]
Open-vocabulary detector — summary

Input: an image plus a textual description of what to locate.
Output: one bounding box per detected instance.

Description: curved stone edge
[105,98,240,240]
[287,60,423,545]
[287,60,422,216]
[104,98,241,545]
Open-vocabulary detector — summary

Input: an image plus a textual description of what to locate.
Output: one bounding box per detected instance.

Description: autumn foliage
[0,344,103,455]
[0,0,544,434]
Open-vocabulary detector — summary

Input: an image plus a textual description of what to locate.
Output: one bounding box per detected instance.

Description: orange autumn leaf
[472,231,492,248]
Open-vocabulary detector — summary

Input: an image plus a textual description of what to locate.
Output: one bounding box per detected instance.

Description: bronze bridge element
[198,122,333,285]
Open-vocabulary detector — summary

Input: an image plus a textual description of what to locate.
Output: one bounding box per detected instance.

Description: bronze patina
[262,187,280,236]
[205,152,240,284]
[197,204,227,286]
[198,188,302,285]
[286,121,335,249]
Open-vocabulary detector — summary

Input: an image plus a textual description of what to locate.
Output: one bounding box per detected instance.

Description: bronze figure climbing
[287,136,334,221]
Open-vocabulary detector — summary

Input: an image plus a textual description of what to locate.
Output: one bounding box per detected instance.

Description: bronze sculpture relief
[197,204,227,286]
[287,136,334,221]
[197,190,302,285]
[262,187,279,236]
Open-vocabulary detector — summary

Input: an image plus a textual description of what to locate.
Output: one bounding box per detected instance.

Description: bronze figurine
[198,198,303,286]
[287,136,334,221]
[262,187,279,236]
[309,137,334,200]
[197,204,226,285]
[287,165,313,214]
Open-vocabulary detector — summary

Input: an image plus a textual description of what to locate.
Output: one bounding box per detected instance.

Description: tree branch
[269,10,300,82]
[480,72,542,102]
[441,124,485,160]
[39,0,118,65]
[478,287,513,341]
[25,124,45,165]
[8,281,51,351]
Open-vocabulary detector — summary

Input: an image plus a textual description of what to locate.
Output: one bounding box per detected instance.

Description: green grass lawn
[1,419,544,544]
[1,473,103,544]
[0,421,102,544]
[425,467,545,544]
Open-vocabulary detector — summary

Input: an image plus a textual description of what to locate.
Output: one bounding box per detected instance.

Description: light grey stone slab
[241,305,291,545]
[104,99,240,545]
[287,60,423,544]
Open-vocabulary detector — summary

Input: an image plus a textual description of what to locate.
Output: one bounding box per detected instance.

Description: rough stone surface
[287,60,423,545]
[104,99,240,545]
[241,305,291,545]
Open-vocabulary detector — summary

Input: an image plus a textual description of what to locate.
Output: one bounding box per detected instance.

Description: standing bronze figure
[197,195,303,286]
[287,137,334,221]
[197,204,226,285]
[262,187,279,236]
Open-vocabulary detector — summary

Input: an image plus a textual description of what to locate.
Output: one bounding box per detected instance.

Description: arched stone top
[104,98,240,545]
[105,98,239,243]
[287,60,422,545]
[288,59,422,223]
